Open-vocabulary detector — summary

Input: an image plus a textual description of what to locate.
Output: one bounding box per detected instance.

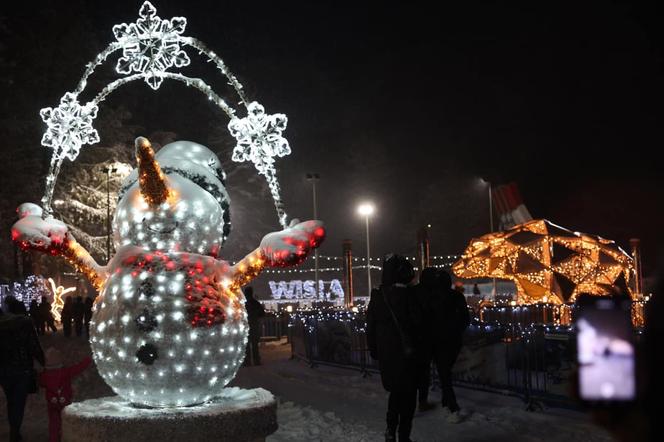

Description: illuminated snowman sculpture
[12,136,324,407]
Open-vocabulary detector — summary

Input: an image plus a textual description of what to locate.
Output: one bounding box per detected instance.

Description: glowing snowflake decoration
[40,92,100,162]
[228,101,291,176]
[112,1,190,90]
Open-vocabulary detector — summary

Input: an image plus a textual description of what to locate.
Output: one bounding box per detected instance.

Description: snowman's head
[114,137,231,257]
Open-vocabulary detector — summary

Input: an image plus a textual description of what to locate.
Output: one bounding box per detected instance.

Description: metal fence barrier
[285,311,615,409]
[286,308,646,410]
[258,314,289,340]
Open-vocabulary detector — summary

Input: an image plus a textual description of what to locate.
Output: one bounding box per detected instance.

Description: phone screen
[576,299,635,402]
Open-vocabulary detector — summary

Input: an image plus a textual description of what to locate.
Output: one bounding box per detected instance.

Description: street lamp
[306,173,320,300]
[480,178,496,297]
[102,165,118,263]
[357,202,375,296]
[479,178,494,232]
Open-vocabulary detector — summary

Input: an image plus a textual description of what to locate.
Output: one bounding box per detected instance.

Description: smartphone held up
[575,297,636,404]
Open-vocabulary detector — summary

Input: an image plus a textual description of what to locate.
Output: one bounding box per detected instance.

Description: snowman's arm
[12,208,108,290]
[228,249,267,291]
[57,236,108,291]
[227,219,326,290]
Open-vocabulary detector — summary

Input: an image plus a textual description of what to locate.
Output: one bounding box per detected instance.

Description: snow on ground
[232,340,615,442]
[271,401,382,442]
[1,333,615,442]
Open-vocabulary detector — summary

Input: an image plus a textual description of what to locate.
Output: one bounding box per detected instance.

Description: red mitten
[11,203,70,255]
[259,219,325,267]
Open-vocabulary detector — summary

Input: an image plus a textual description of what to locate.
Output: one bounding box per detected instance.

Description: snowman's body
[91,247,246,407]
[91,140,247,407]
[12,138,324,408]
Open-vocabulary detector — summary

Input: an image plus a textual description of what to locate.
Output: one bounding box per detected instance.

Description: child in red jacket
[39,347,92,442]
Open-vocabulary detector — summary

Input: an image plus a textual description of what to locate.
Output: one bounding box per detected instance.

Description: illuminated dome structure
[453,219,633,304]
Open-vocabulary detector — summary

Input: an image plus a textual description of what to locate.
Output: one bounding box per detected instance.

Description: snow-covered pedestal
[62,388,277,442]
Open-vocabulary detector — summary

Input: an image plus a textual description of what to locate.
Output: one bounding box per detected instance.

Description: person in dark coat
[0,296,45,442]
[414,267,439,411]
[367,254,422,442]
[61,296,73,337]
[72,296,85,337]
[29,299,44,334]
[432,270,470,421]
[84,297,94,336]
[244,287,265,365]
[40,296,57,334]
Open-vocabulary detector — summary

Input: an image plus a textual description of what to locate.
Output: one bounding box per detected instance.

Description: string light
[289,306,368,334]
[478,299,647,329]
[47,277,76,322]
[268,279,344,301]
[39,92,99,162]
[229,102,290,228]
[112,1,190,90]
[9,275,50,310]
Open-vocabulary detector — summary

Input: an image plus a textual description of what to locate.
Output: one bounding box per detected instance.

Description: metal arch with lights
[39,1,291,228]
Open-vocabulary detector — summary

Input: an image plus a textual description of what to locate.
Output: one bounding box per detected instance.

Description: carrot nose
[136,136,169,207]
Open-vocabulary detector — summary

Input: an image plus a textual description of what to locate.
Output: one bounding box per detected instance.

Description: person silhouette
[243,287,265,365]
[0,296,45,442]
[414,267,439,412]
[433,270,470,422]
[61,297,73,337]
[367,254,422,442]
[84,297,93,336]
[72,296,85,337]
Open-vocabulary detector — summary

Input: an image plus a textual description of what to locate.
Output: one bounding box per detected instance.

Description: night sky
[1,1,663,278]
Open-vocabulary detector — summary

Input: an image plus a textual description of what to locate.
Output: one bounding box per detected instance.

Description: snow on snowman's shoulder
[64,388,276,419]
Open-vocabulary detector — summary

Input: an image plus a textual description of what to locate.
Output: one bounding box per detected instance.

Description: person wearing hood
[29,299,43,334]
[243,286,266,366]
[83,297,94,336]
[367,254,423,442]
[39,347,92,442]
[41,296,57,334]
[432,270,470,422]
[61,296,73,337]
[0,296,45,442]
[72,296,85,337]
[414,267,439,412]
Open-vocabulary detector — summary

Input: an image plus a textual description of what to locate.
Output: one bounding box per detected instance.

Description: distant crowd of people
[367,254,470,442]
[24,295,94,338]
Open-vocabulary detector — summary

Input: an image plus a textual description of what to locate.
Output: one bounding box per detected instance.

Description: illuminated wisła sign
[268,279,344,300]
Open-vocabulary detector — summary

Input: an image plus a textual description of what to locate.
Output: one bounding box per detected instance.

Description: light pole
[103,165,117,263]
[481,178,496,297]
[357,203,375,296]
[306,173,320,300]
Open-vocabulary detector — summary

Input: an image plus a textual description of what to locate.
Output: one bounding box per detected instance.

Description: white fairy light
[40,92,99,162]
[228,101,290,227]
[112,1,190,90]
